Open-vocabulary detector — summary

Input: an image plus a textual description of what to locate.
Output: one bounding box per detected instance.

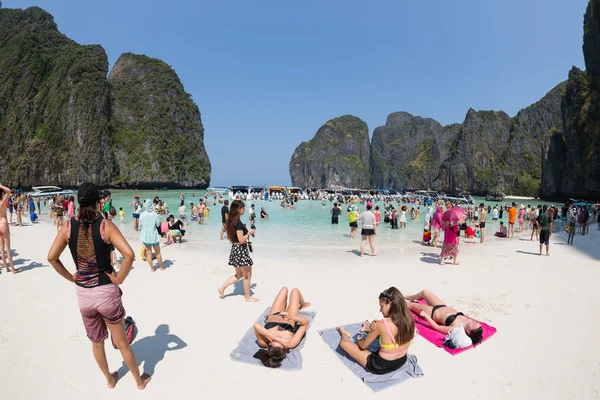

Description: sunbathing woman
[253,287,311,368]
[405,289,483,346]
[337,287,414,375]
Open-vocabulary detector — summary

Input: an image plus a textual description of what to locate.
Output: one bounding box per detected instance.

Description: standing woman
[518,205,525,233]
[440,201,460,265]
[0,184,17,273]
[68,196,75,219]
[431,205,443,247]
[47,183,151,390]
[217,200,258,302]
[15,192,23,227]
[139,199,165,272]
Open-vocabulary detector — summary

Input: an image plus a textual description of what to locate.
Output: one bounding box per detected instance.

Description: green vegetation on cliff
[0,7,211,188]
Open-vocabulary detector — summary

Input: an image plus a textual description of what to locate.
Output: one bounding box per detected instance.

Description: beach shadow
[346,250,362,258]
[118,324,187,378]
[12,257,31,266]
[420,252,440,264]
[162,260,174,269]
[224,280,257,298]
[17,262,46,273]
[516,250,540,256]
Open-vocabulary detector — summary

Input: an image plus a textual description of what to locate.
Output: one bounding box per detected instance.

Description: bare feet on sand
[137,374,151,390]
[107,372,119,389]
[245,297,259,303]
[217,288,225,299]
[337,326,351,339]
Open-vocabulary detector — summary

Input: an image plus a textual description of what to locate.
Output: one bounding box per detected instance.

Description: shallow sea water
[107,190,540,249]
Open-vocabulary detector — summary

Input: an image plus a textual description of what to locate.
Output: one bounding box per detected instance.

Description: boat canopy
[268,186,286,194]
[230,186,249,193]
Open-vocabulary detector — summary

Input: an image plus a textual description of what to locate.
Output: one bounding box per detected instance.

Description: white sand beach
[1,217,599,400]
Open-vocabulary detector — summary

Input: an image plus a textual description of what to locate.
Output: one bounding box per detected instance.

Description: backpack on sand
[112,316,138,349]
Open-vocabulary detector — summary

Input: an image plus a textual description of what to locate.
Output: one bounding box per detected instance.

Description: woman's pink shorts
[76,284,125,343]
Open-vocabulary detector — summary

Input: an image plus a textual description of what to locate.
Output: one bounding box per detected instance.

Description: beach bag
[111,316,138,349]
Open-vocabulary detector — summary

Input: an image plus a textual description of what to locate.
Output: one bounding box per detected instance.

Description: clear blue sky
[5,0,589,186]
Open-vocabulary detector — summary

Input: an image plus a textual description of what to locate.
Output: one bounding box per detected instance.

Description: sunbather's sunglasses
[380,292,393,302]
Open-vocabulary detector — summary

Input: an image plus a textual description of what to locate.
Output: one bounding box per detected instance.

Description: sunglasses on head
[380,292,393,302]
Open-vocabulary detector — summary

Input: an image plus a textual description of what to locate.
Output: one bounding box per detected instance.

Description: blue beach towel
[318,322,424,392]
[230,307,316,370]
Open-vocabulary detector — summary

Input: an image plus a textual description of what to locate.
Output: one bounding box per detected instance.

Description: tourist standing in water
[348,205,359,239]
[358,203,377,257]
[479,203,487,244]
[47,183,151,390]
[0,184,17,273]
[139,200,165,272]
[218,200,258,302]
[130,196,142,232]
[219,200,229,240]
[331,202,341,224]
[374,205,381,233]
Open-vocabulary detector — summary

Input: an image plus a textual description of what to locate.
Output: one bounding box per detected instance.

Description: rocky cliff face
[109,53,211,187]
[442,82,565,196]
[541,0,600,199]
[0,7,113,187]
[289,116,370,188]
[0,7,211,188]
[368,82,565,196]
[370,112,458,190]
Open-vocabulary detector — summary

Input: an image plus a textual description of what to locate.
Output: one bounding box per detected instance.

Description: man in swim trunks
[197,200,206,224]
[219,200,229,240]
[507,202,517,239]
[537,205,551,256]
[479,203,487,244]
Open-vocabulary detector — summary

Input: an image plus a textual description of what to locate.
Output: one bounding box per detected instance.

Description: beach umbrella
[442,206,466,226]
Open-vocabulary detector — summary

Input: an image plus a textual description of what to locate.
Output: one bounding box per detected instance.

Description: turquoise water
[107,190,541,248]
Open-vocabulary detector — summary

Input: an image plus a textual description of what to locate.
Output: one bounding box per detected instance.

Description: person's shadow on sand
[118,324,187,378]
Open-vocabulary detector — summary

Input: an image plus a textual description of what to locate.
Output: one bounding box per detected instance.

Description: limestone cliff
[370,112,459,189]
[289,116,370,188]
[0,7,113,186]
[0,7,211,188]
[108,53,211,187]
[541,0,600,199]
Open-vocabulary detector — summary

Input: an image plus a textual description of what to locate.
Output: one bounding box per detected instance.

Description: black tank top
[68,217,113,288]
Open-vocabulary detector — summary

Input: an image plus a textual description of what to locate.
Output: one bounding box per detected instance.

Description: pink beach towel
[411,300,497,355]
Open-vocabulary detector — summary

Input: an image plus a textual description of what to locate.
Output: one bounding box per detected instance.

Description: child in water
[119,207,125,224]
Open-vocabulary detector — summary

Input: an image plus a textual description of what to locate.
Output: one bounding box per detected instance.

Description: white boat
[440,192,474,205]
[207,187,228,194]
[27,186,75,198]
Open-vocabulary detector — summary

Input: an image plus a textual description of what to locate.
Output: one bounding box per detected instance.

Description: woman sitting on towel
[337,287,414,375]
[253,287,311,368]
[405,289,483,346]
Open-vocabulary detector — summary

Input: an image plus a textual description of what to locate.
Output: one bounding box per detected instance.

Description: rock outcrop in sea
[0,7,211,188]
[289,115,370,188]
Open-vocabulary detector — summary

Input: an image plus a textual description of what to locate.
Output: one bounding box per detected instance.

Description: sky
[4,0,590,186]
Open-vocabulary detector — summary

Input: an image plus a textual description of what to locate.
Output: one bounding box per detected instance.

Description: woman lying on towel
[337,287,414,375]
[253,287,311,368]
[405,289,483,346]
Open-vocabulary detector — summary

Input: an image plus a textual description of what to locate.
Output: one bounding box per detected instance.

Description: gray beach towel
[318,322,424,392]
[230,307,316,370]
